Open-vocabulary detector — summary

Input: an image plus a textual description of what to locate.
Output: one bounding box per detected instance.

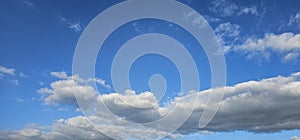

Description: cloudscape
[1,0,300,140]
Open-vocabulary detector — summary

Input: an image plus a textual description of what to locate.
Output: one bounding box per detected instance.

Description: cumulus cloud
[38,72,110,109]
[234,32,300,62]
[24,71,300,139]
[180,72,300,133]
[49,71,110,89]
[38,78,97,109]
[0,117,113,140]
[0,115,181,140]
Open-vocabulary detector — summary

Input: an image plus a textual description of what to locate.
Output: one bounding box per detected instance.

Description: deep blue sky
[1,0,300,139]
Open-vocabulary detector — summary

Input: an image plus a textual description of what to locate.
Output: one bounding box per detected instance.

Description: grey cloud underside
[2,72,300,139]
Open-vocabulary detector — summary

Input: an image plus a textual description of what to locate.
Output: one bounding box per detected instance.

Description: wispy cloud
[68,22,82,32]
[209,0,261,17]
[288,11,300,28]
[24,0,34,8]
[214,22,241,53]
[58,15,83,32]
[19,72,29,78]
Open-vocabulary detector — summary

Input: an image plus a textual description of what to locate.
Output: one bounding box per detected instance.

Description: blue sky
[1,0,300,139]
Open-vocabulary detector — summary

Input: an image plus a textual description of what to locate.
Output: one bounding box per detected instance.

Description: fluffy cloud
[38,79,97,109]
[13,71,300,139]
[183,72,300,133]
[0,115,180,140]
[38,72,110,109]
[0,66,15,76]
[0,117,113,140]
[50,71,68,79]
[234,32,300,62]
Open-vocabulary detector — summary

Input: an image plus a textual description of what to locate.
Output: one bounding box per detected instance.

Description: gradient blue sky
[1,0,300,139]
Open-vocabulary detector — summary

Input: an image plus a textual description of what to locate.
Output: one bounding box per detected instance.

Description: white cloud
[291,136,300,140]
[38,72,111,109]
[39,78,97,109]
[209,0,239,17]
[288,12,300,28]
[0,66,15,76]
[29,71,300,139]
[282,52,299,63]
[238,6,258,16]
[68,22,82,32]
[234,32,300,62]
[50,71,68,79]
[49,71,110,89]
[58,15,82,32]
[209,0,259,17]
[88,78,111,89]
[24,0,34,8]
[203,15,222,23]
[20,72,29,78]
[0,115,180,140]
[215,22,241,53]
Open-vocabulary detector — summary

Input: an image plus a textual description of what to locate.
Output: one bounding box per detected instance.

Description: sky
[0,0,300,139]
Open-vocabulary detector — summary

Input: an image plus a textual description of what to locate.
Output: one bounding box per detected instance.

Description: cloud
[209,0,259,17]
[203,15,222,23]
[234,32,300,62]
[0,66,15,76]
[38,72,110,108]
[20,72,29,78]
[50,71,110,89]
[29,71,300,139]
[209,0,239,17]
[50,71,68,79]
[180,72,300,133]
[184,11,209,29]
[24,0,34,8]
[214,22,241,53]
[58,15,83,32]
[38,78,97,109]
[288,12,300,28]
[0,115,180,140]
[88,78,111,89]
[291,136,300,140]
[238,6,258,16]
[68,22,82,32]
[282,52,299,63]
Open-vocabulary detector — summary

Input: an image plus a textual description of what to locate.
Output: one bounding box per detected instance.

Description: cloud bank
[2,71,300,139]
